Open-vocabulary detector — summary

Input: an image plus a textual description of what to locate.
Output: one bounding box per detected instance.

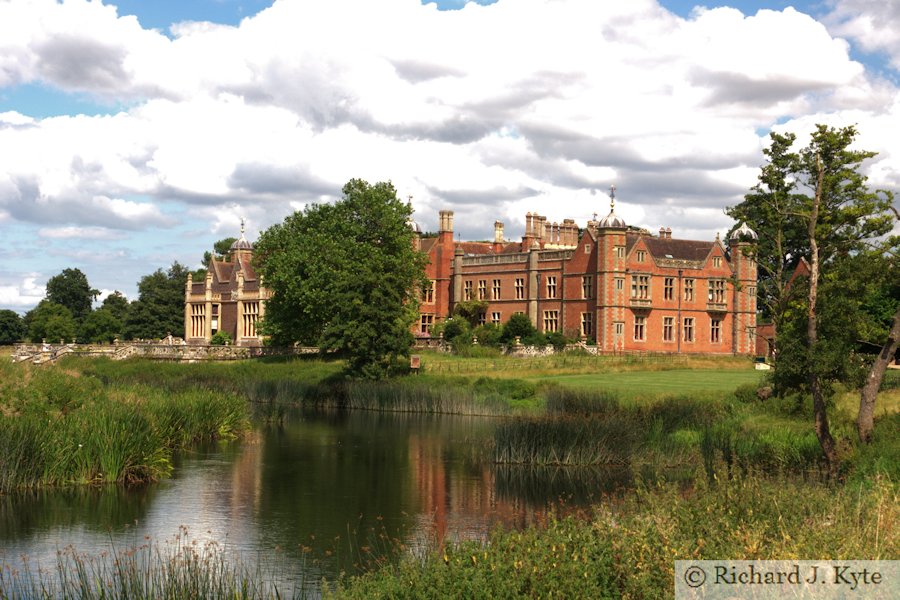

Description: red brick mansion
[185,190,758,355]
[414,188,758,355]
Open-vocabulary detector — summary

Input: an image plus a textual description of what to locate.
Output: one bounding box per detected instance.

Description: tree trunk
[858,305,900,443]
[808,155,838,466]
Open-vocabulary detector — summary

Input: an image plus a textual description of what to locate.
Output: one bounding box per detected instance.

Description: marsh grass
[497,384,865,473]
[330,470,897,599]
[420,350,751,377]
[0,361,249,492]
[0,527,314,600]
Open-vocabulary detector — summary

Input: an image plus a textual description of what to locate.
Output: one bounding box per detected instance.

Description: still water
[0,409,629,593]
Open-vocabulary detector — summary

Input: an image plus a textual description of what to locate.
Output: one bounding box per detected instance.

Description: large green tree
[101,291,130,323]
[45,268,99,322]
[123,262,190,340]
[256,179,427,378]
[0,309,26,345]
[79,308,123,343]
[730,125,895,465]
[727,132,808,342]
[25,301,77,343]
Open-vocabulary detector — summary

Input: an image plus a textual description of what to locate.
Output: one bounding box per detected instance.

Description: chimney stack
[494,221,504,244]
[439,210,454,233]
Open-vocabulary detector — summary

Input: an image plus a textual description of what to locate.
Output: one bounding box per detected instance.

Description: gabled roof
[419,238,439,254]
[455,242,494,255]
[499,242,525,254]
[640,235,718,262]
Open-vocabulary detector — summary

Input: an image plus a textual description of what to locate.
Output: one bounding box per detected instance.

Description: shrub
[471,323,502,347]
[210,331,233,346]
[500,313,536,343]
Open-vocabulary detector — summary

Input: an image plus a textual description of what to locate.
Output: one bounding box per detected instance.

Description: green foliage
[0,361,248,492]
[202,236,239,267]
[733,126,895,397]
[25,300,77,343]
[330,515,618,599]
[500,312,536,342]
[334,474,896,599]
[210,330,232,345]
[728,132,811,323]
[471,323,502,347]
[0,309,25,344]
[256,179,427,379]
[124,262,190,340]
[79,307,123,343]
[452,299,488,327]
[45,267,99,322]
[431,316,470,345]
[100,290,130,323]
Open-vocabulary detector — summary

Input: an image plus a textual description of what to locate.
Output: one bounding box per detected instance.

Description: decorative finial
[593,212,598,221]
[407,195,413,207]
[609,185,616,210]
[240,217,246,235]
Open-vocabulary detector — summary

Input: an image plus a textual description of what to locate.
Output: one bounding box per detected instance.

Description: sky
[1,0,899,312]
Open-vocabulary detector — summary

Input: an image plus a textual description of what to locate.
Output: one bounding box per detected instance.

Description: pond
[0,409,631,595]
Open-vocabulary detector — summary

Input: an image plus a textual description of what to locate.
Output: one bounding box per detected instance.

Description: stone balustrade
[11,342,320,364]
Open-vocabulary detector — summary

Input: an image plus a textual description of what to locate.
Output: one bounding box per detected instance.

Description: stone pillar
[451,246,464,307]
[258,276,268,345]
[729,239,757,355]
[528,242,540,327]
[204,271,213,343]
[184,273,192,340]
[236,271,244,347]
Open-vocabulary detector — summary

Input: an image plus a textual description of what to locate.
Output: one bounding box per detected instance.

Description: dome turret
[729,222,758,242]
[598,185,626,229]
[230,218,253,252]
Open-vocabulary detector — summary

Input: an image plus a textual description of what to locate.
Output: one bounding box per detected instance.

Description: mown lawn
[530,368,765,398]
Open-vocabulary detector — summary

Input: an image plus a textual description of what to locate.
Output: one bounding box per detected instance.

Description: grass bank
[329,471,897,599]
[0,360,249,492]
[52,354,900,477]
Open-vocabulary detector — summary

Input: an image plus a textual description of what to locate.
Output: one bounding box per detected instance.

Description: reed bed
[496,386,838,471]
[0,527,313,600]
[0,361,249,492]
[330,472,897,599]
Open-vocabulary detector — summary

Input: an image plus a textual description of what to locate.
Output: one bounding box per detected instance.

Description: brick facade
[417,201,758,356]
[185,200,759,356]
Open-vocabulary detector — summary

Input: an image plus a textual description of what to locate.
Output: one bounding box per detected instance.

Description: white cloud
[0,0,897,312]
[0,274,45,309]
[825,0,900,70]
[37,226,127,240]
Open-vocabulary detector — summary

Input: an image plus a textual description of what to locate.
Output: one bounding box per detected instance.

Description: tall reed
[0,527,313,599]
[0,362,249,492]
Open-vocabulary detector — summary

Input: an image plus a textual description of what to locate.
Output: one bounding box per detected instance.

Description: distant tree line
[0,263,195,346]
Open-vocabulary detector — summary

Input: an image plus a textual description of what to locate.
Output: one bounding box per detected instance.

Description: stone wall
[11,343,319,364]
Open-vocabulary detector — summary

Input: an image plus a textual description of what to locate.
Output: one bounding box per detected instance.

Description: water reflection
[0,409,630,592]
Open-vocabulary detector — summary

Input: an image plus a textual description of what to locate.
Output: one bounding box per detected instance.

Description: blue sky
[1,0,898,312]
